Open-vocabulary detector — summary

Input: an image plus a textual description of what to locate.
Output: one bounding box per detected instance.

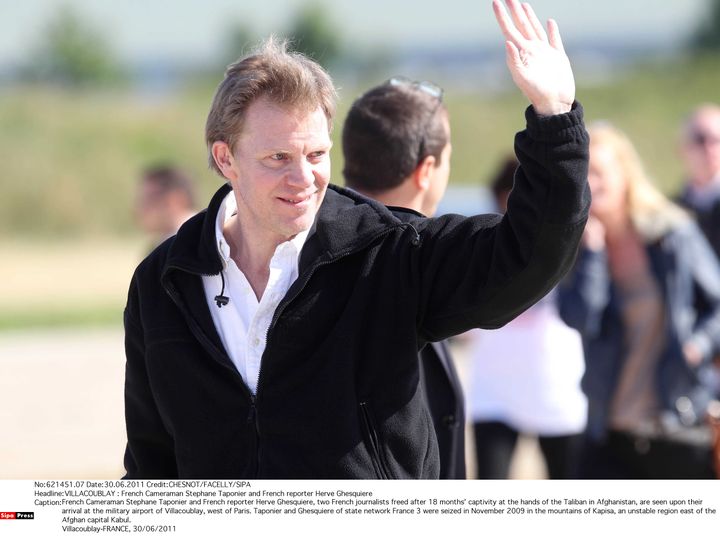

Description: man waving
[122,0,589,479]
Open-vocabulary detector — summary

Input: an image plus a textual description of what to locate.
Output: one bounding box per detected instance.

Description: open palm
[493,0,575,116]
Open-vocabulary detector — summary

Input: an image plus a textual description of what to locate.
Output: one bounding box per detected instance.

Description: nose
[287,158,315,189]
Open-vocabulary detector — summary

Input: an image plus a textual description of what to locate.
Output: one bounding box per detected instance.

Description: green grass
[0,304,122,331]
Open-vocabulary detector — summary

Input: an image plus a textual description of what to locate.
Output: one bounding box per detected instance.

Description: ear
[413,155,436,192]
[211,141,238,181]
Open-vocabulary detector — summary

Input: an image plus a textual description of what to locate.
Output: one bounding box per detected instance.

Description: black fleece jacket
[123,103,590,479]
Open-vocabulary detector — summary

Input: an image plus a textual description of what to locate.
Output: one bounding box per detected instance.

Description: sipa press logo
[0,512,34,520]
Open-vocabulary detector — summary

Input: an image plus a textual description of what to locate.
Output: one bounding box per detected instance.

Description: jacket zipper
[359,401,392,479]
[246,394,261,475]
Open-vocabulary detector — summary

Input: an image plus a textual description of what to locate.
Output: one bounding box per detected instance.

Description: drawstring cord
[215,271,230,307]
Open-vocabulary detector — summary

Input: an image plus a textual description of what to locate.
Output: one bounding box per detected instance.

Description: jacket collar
[164,183,406,277]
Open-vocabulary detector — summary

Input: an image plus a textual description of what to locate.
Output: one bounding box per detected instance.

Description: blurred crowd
[464,104,720,479]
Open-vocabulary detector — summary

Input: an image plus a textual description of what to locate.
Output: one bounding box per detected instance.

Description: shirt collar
[214,191,309,267]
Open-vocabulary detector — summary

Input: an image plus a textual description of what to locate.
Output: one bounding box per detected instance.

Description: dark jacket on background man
[123,104,590,479]
[558,222,720,441]
[419,342,466,479]
[382,205,466,479]
[677,191,720,260]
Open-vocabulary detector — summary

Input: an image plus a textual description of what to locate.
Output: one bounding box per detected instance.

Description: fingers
[492,0,528,48]
[547,18,566,52]
[522,2,548,42]
[507,0,538,41]
[494,1,565,52]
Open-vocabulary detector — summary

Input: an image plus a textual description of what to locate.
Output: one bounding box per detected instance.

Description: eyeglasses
[387,76,444,166]
[387,76,444,100]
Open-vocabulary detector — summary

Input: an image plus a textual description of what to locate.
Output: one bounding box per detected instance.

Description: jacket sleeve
[415,102,590,341]
[122,275,178,479]
[557,246,611,338]
[682,223,720,362]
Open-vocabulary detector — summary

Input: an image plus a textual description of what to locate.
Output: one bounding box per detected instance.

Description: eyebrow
[258,141,332,153]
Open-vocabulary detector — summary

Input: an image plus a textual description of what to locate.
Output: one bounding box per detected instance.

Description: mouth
[277,193,315,206]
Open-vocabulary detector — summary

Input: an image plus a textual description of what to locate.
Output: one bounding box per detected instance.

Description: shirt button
[253,338,260,347]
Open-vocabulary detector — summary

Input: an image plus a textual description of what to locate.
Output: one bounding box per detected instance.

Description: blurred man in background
[677,104,720,257]
[342,77,465,478]
[135,165,197,245]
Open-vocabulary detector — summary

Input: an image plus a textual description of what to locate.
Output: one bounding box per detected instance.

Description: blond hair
[205,36,337,176]
[588,122,689,241]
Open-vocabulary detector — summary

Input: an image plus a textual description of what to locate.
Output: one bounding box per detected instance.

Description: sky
[0,0,710,66]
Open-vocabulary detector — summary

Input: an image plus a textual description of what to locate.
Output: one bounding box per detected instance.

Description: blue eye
[270,153,288,161]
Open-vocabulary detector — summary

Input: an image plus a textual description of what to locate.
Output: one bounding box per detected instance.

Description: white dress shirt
[202,192,307,395]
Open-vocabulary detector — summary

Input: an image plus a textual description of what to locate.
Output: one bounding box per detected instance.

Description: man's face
[225,98,332,244]
[682,109,720,187]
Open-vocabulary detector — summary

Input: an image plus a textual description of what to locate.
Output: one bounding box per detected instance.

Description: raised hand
[492,0,575,116]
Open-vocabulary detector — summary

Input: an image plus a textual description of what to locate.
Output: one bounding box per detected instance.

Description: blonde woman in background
[559,122,720,478]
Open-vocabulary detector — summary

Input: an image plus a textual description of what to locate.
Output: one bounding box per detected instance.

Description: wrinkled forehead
[237,98,331,145]
[233,100,332,154]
